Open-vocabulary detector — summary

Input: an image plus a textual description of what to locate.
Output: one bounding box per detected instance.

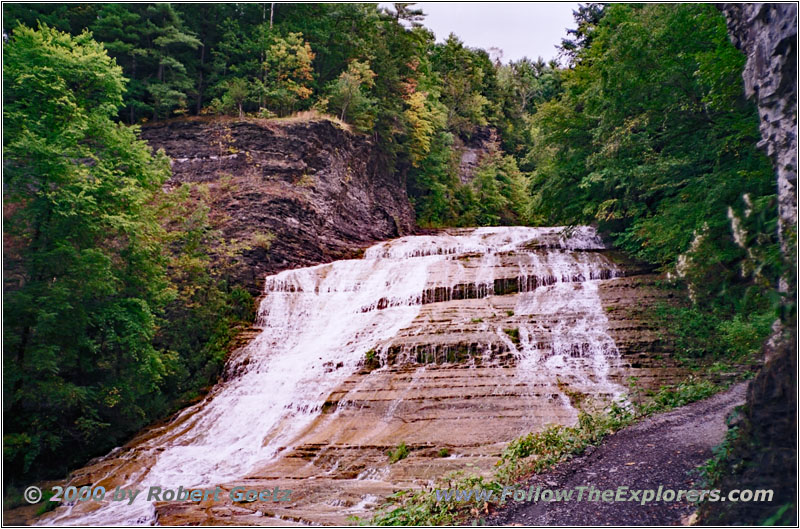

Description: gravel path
[482,382,748,526]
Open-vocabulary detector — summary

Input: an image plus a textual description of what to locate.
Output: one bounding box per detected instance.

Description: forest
[2,1,787,497]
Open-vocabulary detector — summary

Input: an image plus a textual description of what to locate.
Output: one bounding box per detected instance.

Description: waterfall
[44,226,624,526]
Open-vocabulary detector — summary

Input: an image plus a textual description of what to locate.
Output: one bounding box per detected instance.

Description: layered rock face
[140,117,415,294]
[702,4,798,525]
[41,227,696,526]
[723,3,797,256]
[456,126,500,184]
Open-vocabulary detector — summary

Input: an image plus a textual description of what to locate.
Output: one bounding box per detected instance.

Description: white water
[45,226,623,526]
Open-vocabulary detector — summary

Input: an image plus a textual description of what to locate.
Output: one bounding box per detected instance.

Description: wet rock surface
[148,229,702,526]
[28,228,720,526]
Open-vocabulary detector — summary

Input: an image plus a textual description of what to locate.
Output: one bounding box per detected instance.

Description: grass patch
[506,310,515,317]
[437,448,450,458]
[366,474,501,526]
[35,490,58,516]
[388,441,410,464]
[503,328,520,344]
[363,348,380,370]
[249,231,275,251]
[630,376,719,415]
[471,318,483,323]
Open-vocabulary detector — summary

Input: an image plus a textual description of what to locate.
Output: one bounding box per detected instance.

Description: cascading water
[44,226,625,526]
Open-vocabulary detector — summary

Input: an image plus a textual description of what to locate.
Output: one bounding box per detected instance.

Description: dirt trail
[483,382,748,526]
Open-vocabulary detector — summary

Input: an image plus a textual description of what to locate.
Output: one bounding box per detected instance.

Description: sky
[394,2,581,64]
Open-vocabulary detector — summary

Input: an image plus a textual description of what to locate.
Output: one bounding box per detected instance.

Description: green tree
[466,152,531,226]
[3,24,172,478]
[432,34,492,138]
[327,60,377,131]
[261,32,315,116]
[144,4,202,119]
[559,3,605,63]
[215,77,253,118]
[528,4,782,353]
[403,90,447,166]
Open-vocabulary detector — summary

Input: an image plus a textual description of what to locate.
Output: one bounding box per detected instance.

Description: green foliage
[3,1,784,501]
[95,4,200,121]
[154,183,257,403]
[760,503,795,526]
[363,348,381,370]
[388,441,410,464]
[411,149,532,228]
[632,378,720,416]
[527,3,783,364]
[35,490,58,516]
[404,90,448,167]
[652,299,774,362]
[532,6,779,257]
[3,24,257,484]
[437,448,450,458]
[3,23,171,478]
[261,33,315,116]
[4,3,558,228]
[698,425,740,487]
[371,473,501,526]
[213,77,253,118]
[431,35,493,138]
[326,60,377,132]
[503,327,520,344]
[495,405,633,483]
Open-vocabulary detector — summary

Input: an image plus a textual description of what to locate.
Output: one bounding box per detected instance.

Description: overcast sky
[398,2,580,63]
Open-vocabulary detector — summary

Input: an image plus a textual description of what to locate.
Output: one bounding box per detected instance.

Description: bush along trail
[483,382,748,526]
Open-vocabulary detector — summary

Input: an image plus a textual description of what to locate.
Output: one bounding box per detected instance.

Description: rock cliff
[140,117,416,294]
[723,4,797,256]
[703,4,798,525]
[456,126,500,184]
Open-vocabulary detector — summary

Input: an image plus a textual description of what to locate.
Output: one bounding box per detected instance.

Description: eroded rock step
[154,271,696,525]
[38,228,709,527]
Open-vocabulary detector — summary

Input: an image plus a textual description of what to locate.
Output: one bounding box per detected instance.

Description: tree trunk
[130,56,137,123]
[197,44,206,115]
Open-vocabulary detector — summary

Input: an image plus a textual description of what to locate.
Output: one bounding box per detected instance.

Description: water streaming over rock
[45,226,626,526]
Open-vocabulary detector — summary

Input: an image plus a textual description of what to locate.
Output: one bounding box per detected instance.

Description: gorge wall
[140,117,416,295]
[703,4,798,524]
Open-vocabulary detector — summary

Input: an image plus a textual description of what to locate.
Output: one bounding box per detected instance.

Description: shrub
[388,441,410,463]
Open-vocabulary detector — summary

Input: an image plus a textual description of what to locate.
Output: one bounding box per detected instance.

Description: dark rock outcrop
[456,126,499,184]
[702,5,798,525]
[140,117,415,294]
